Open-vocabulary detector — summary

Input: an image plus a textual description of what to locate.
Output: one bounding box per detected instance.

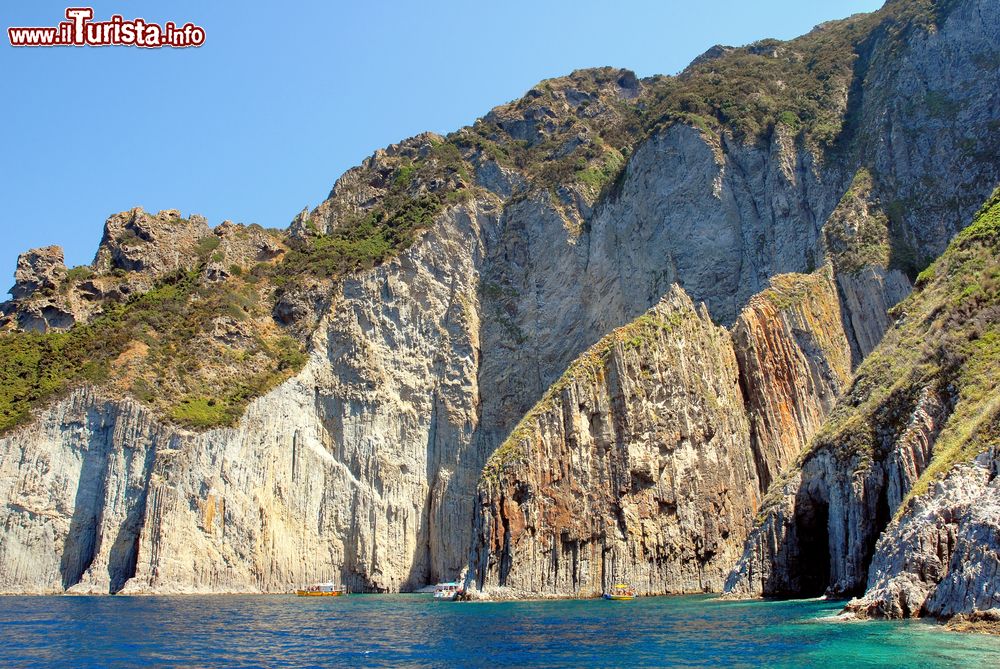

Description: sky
[0,0,883,291]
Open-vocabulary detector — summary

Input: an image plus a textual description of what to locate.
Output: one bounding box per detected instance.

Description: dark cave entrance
[794,495,831,597]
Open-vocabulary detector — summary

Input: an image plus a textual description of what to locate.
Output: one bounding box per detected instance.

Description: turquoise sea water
[2,594,999,668]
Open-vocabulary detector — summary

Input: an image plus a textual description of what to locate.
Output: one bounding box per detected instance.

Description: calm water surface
[2,594,999,668]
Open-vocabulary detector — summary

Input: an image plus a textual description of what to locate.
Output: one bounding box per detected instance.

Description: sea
[2,594,999,668]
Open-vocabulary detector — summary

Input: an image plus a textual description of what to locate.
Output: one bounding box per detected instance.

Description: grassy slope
[0,265,306,431]
[808,187,1000,503]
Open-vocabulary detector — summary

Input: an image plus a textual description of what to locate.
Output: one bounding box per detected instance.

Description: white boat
[433,582,463,601]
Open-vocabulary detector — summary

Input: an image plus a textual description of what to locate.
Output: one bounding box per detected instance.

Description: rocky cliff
[466,263,860,597]
[732,269,854,491]
[846,448,1000,621]
[468,287,756,597]
[1,0,999,597]
[725,188,1000,623]
[0,199,498,594]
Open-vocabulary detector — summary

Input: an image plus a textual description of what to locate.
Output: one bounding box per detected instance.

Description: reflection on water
[1,594,999,668]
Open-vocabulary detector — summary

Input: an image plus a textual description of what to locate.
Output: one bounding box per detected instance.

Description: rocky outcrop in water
[844,448,1000,620]
[722,389,947,600]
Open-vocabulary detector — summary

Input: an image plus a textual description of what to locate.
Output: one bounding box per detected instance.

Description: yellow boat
[603,583,636,600]
[295,582,347,597]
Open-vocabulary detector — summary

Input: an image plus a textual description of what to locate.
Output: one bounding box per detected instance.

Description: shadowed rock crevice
[59,442,109,590]
[792,493,831,598]
[106,441,157,593]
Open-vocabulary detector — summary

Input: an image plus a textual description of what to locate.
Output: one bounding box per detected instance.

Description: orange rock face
[732,268,853,490]
[468,272,857,598]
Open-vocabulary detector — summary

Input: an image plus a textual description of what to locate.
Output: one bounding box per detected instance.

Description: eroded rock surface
[469,287,755,597]
[725,187,1000,622]
[844,449,1000,620]
[468,271,857,598]
[1,0,999,598]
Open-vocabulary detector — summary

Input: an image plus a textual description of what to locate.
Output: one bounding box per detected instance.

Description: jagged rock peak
[10,245,67,300]
[2,246,77,332]
[481,67,642,147]
[686,44,735,70]
[201,220,286,283]
[93,207,210,275]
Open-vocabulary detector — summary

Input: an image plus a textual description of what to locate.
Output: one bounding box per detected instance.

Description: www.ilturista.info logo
[8,7,205,48]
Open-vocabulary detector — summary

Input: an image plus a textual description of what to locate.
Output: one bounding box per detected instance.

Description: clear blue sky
[0,0,883,291]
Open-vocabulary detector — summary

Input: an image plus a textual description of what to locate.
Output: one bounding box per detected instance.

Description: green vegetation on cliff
[645,0,961,147]
[823,169,893,274]
[279,194,442,280]
[810,186,1000,501]
[453,0,960,217]
[280,138,474,283]
[0,0,973,438]
[0,267,306,433]
[0,129,481,434]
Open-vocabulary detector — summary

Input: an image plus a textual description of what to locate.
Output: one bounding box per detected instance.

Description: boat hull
[295,590,346,597]
[603,594,635,600]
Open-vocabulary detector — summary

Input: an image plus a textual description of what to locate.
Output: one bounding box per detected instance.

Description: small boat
[603,583,636,600]
[295,582,347,597]
[433,582,463,601]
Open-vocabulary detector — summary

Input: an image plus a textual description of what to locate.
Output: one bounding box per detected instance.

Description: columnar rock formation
[467,271,856,597]
[721,402,950,600]
[0,0,998,615]
[732,269,853,490]
[0,200,499,594]
[469,288,756,597]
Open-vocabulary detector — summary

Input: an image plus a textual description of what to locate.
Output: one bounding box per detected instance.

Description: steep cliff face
[732,268,853,490]
[468,287,756,597]
[468,119,846,479]
[722,392,947,600]
[0,199,498,594]
[1,0,999,596]
[0,388,165,594]
[822,168,913,362]
[467,270,858,597]
[855,0,1000,263]
[725,188,1000,620]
